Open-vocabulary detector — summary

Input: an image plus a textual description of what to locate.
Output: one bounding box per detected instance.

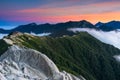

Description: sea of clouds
[0,33,8,39]
[68,28,120,49]
[68,28,120,61]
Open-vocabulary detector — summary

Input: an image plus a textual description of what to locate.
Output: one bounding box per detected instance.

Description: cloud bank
[113,55,120,62]
[30,32,51,37]
[0,33,8,39]
[68,28,120,49]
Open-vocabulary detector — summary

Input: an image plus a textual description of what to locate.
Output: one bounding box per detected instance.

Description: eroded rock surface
[0,45,85,80]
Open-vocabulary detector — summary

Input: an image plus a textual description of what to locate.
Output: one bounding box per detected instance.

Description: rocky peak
[0,45,85,80]
[8,31,23,38]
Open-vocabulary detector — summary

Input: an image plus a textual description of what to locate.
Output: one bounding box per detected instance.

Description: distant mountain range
[1,20,120,37]
[0,20,97,37]
[95,20,120,31]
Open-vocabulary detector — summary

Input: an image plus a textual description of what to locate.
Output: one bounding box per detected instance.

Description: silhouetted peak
[80,20,88,22]
[42,23,51,26]
[97,22,103,24]
[108,20,120,24]
[95,22,104,27]
[27,23,37,26]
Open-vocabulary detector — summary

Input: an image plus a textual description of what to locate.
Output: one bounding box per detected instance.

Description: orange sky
[15,1,120,24]
[0,0,120,27]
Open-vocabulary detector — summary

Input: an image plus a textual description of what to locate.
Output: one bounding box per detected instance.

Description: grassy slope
[1,32,120,80]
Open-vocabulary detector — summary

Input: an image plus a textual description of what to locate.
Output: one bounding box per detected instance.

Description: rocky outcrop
[0,45,85,80]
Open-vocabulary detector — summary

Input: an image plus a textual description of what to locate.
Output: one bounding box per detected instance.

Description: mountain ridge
[0,20,97,37]
[1,32,120,80]
[95,20,120,31]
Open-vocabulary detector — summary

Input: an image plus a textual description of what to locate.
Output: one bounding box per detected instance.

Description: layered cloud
[68,28,120,49]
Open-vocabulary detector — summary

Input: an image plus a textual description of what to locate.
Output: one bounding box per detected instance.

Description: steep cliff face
[0,45,85,80]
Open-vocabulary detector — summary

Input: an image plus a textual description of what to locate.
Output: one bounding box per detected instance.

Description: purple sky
[0,0,120,29]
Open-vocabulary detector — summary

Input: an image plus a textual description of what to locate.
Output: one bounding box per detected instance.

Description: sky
[0,0,120,29]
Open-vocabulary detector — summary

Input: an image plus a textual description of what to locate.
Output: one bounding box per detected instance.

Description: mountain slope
[0,20,97,37]
[0,45,85,80]
[1,32,120,80]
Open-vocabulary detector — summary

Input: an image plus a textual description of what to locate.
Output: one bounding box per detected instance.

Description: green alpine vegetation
[1,32,120,80]
[0,39,9,55]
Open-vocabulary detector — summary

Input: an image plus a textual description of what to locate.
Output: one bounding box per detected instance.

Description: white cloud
[113,55,120,62]
[30,32,51,37]
[0,33,8,39]
[68,28,120,49]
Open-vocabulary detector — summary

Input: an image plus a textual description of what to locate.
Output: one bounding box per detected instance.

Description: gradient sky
[0,0,120,29]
